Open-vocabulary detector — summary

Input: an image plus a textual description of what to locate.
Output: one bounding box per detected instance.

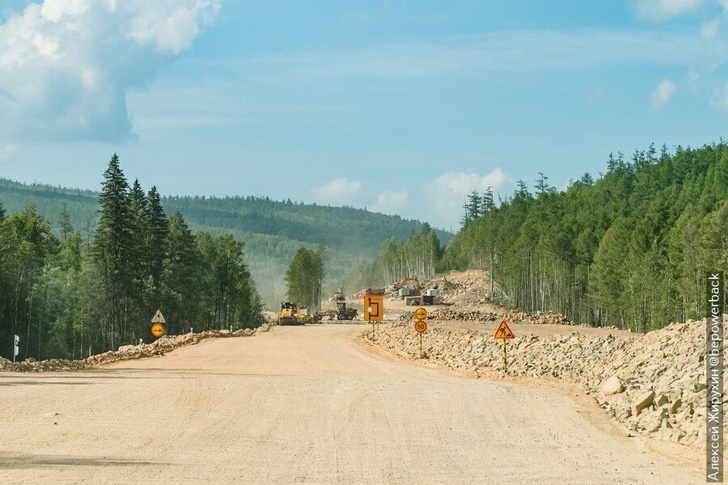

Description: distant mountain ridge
[0,178,452,307]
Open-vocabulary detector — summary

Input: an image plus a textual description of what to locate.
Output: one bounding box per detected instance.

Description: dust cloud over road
[0,325,702,484]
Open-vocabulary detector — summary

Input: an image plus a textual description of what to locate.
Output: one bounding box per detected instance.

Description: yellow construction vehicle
[278,302,298,326]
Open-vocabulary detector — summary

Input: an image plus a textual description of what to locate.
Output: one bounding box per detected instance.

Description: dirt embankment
[0,325,271,372]
[360,270,720,452]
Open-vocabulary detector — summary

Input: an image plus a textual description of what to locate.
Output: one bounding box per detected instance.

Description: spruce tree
[93,154,132,349]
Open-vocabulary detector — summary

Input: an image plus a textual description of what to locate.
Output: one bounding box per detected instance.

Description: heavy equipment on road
[278,302,301,325]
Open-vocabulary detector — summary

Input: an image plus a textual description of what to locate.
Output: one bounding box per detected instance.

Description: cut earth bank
[357,270,721,467]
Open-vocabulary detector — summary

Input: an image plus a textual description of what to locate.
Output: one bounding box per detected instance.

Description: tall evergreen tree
[92,154,132,349]
[146,185,169,310]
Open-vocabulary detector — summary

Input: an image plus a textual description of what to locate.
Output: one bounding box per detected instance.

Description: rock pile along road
[0,324,703,484]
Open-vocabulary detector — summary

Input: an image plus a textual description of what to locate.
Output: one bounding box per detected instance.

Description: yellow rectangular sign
[363,295,384,321]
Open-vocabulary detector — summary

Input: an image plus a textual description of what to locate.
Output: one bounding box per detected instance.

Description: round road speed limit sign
[414,320,427,333]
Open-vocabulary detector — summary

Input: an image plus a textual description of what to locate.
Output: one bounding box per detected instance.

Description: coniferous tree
[146,185,169,310]
[92,153,132,349]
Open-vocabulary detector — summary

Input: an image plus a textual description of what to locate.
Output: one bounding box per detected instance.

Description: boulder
[632,390,655,416]
[600,375,624,395]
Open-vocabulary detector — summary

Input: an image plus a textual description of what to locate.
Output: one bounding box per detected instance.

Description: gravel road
[0,325,703,484]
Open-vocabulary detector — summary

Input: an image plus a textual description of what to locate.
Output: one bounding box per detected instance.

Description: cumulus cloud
[633,0,706,21]
[0,0,220,143]
[369,189,409,214]
[651,79,677,107]
[311,177,363,205]
[425,168,512,228]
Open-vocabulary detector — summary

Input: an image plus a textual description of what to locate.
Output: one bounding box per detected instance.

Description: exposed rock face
[361,317,721,450]
[0,324,271,372]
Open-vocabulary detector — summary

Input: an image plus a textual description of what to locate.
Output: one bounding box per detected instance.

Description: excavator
[394,276,420,290]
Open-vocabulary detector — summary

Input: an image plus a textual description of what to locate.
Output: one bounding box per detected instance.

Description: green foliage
[346,224,442,291]
[285,247,325,309]
[0,176,451,309]
[442,142,728,331]
[0,155,264,360]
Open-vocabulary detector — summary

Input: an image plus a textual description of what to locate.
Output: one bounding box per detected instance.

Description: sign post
[13,334,19,363]
[494,320,515,372]
[150,309,167,339]
[414,319,427,357]
[364,295,383,339]
[414,307,428,358]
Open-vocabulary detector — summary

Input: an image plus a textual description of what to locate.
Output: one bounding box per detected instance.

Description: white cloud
[0,0,220,143]
[651,79,677,107]
[712,82,728,111]
[0,143,16,161]
[633,0,706,21]
[311,177,363,205]
[369,189,409,214]
[425,168,512,228]
[701,16,721,39]
[250,30,702,83]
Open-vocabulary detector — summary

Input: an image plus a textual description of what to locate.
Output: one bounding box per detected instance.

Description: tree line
[344,224,443,292]
[0,175,451,309]
[440,143,728,331]
[355,142,726,332]
[0,154,264,361]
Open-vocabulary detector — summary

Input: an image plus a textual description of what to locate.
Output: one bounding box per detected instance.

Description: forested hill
[0,177,451,306]
[441,142,728,332]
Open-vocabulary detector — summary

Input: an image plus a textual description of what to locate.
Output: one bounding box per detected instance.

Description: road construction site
[0,270,711,483]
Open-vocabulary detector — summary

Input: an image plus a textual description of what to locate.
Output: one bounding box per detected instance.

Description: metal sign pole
[503,339,508,373]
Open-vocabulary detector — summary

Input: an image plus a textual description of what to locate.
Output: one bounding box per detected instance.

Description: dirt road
[0,325,702,484]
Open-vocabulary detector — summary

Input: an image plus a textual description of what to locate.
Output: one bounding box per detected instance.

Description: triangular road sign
[494,320,515,339]
[151,309,166,324]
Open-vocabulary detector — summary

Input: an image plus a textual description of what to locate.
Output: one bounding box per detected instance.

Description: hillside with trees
[0,154,264,361]
[436,142,728,331]
[0,172,450,309]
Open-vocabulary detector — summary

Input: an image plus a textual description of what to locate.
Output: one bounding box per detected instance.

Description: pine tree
[146,185,169,309]
[92,154,132,349]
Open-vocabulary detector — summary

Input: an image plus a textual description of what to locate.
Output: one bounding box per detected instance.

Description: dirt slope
[0,325,702,484]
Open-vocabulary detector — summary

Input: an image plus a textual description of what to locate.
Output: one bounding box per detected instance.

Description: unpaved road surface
[0,325,702,484]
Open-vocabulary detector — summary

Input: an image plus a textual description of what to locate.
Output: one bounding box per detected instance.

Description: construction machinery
[335,300,358,320]
[313,290,358,321]
[278,302,300,326]
[394,276,420,290]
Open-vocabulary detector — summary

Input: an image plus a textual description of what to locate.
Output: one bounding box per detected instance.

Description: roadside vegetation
[2,141,727,360]
[0,154,264,361]
[361,142,728,332]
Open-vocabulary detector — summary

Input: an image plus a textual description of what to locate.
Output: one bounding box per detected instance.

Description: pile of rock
[423,269,492,307]
[0,324,270,373]
[500,309,573,326]
[361,318,718,449]
[414,308,500,322]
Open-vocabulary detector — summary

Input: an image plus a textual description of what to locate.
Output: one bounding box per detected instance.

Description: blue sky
[1,1,728,230]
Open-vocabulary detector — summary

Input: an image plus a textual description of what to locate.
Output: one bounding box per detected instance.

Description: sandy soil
[0,324,703,484]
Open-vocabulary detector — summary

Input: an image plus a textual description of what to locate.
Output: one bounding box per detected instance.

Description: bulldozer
[278,301,299,326]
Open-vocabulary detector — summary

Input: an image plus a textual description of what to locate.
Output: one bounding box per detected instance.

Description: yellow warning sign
[494,320,515,339]
[415,307,427,320]
[364,295,384,322]
[151,323,166,338]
